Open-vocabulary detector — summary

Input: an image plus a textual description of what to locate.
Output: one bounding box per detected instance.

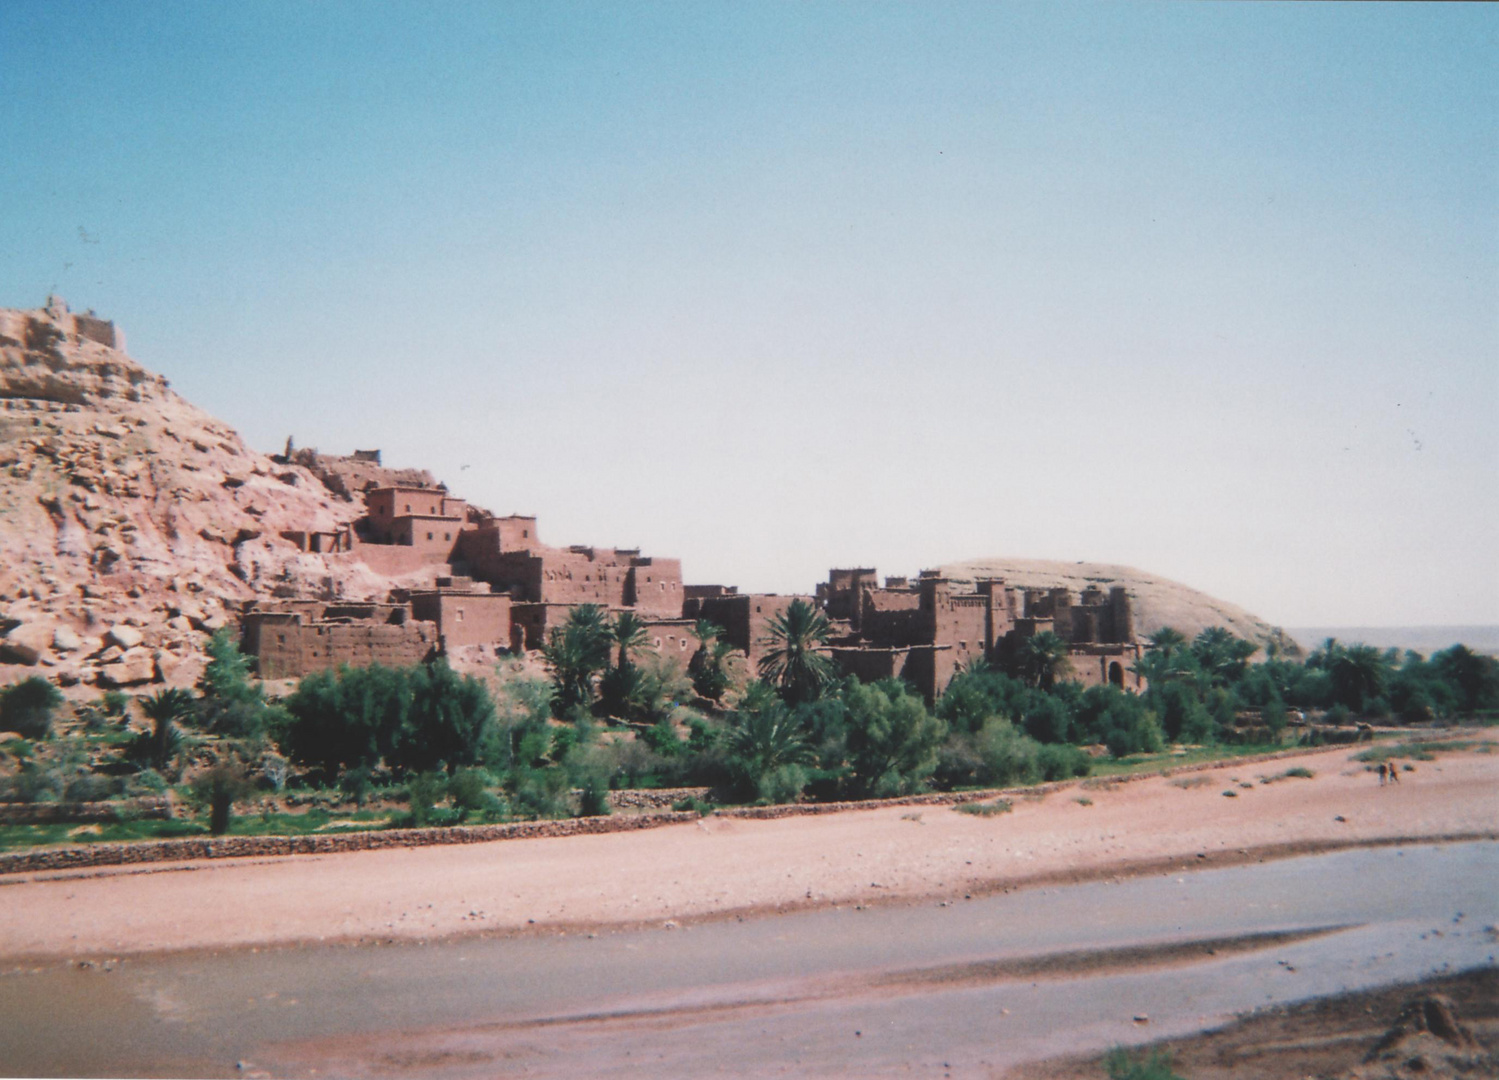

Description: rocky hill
[937,556,1298,656]
[0,298,436,692]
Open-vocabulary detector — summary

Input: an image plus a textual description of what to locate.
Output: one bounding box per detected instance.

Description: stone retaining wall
[0,797,172,825]
[0,812,696,876]
[607,787,710,810]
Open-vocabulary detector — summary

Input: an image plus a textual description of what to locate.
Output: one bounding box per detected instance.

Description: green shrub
[405,771,445,827]
[1036,742,1092,781]
[101,689,130,717]
[1103,1046,1183,1080]
[1,677,63,739]
[189,761,254,835]
[975,717,1041,786]
[956,799,1012,817]
[64,774,119,802]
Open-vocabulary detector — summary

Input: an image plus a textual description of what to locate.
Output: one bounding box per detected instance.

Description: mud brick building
[240,601,438,680]
[394,577,512,652]
[246,469,1143,696]
[683,591,815,667]
[819,569,1142,702]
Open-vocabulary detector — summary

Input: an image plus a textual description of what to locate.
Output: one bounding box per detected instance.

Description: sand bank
[1,738,1494,961]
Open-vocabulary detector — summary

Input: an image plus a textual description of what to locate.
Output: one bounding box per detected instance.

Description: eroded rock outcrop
[0,297,418,690]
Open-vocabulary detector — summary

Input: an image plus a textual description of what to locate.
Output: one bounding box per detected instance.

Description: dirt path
[1,739,1494,961]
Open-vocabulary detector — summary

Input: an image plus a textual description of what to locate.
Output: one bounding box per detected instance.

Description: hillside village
[0,298,1168,702]
[245,455,1145,702]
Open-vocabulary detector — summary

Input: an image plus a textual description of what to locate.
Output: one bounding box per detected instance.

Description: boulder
[52,626,83,652]
[99,647,157,687]
[0,623,54,665]
[105,624,144,649]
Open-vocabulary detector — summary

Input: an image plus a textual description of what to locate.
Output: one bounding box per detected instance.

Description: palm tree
[542,605,612,715]
[1330,643,1388,713]
[728,700,814,792]
[136,689,193,772]
[1191,627,1257,688]
[757,600,837,706]
[689,620,732,702]
[1014,631,1073,691]
[1146,627,1189,662]
[609,611,651,670]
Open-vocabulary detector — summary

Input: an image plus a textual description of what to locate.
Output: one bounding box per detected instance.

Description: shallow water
[2,842,1495,1077]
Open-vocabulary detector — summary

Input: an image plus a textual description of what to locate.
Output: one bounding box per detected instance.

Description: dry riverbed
[1,737,1495,961]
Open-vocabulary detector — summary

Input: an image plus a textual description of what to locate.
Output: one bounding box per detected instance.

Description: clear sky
[3,2,1495,627]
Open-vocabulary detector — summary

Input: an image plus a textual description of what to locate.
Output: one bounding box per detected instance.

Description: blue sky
[3,2,1495,626]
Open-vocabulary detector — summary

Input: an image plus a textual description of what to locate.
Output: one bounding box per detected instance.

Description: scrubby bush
[189,761,254,835]
[101,689,131,717]
[448,767,507,820]
[842,680,947,798]
[63,773,119,802]
[404,771,445,827]
[1,677,63,739]
[1036,742,1092,780]
[1104,1046,1184,1080]
[284,661,495,778]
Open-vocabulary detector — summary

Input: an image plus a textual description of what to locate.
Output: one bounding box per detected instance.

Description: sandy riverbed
[1,737,1495,961]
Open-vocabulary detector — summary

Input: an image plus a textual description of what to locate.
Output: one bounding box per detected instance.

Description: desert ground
[1,735,1494,962]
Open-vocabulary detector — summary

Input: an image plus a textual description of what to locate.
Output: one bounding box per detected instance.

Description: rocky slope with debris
[0,299,430,692]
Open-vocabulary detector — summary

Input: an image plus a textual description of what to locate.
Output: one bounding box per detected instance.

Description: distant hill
[1288,626,1499,659]
[938,557,1297,656]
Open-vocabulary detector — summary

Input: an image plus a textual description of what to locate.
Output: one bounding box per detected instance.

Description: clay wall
[71,313,121,350]
[626,557,683,618]
[828,646,906,684]
[693,594,812,666]
[1063,643,1144,690]
[337,542,440,578]
[859,589,924,647]
[509,602,575,651]
[639,618,697,668]
[391,514,464,557]
[408,591,511,650]
[820,568,878,628]
[248,616,437,679]
[365,486,446,541]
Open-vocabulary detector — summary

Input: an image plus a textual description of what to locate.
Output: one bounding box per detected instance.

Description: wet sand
[1,737,1495,961]
[1010,967,1499,1080]
[5,842,1495,1078]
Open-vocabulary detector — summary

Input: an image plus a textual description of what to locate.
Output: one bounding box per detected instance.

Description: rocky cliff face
[0,299,411,691]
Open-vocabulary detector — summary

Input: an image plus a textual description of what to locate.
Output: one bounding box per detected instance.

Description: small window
[522,529,529,538]
[660,582,666,591]
[405,503,411,512]
[653,638,662,648]
[444,532,451,541]
[427,532,434,541]
[456,609,464,622]
[277,634,286,644]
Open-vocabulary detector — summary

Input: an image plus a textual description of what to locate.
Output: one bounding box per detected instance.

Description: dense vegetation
[1,614,1495,841]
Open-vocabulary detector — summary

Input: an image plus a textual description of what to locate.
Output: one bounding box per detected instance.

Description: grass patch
[1260,766,1315,784]
[1353,740,1476,763]
[1104,1045,1185,1080]
[1074,796,1093,807]
[0,807,399,852]
[1087,742,1291,779]
[1169,776,1214,789]
[956,799,1013,817]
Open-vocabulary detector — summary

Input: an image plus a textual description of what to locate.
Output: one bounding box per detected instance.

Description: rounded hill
[937,557,1297,655]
